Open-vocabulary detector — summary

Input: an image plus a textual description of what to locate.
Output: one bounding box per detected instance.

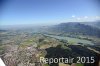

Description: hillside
[81,21,100,29]
[49,22,100,38]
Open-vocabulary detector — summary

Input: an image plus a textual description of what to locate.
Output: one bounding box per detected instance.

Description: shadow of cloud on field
[45,45,100,66]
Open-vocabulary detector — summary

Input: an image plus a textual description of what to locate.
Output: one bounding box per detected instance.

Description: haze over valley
[0,0,100,66]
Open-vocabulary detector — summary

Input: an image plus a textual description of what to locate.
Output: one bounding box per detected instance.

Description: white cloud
[84,16,88,18]
[67,16,100,22]
[72,15,75,18]
[77,17,81,20]
[96,16,100,19]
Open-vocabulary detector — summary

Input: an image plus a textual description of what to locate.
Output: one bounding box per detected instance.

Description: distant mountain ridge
[0,30,7,32]
[81,21,100,29]
[49,22,100,38]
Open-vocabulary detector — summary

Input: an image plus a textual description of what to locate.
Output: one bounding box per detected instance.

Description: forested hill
[0,30,7,32]
[49,22,100,38]
[81,21,100,29]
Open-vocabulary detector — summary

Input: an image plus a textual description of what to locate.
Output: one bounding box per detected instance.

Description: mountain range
[49,21,100,38]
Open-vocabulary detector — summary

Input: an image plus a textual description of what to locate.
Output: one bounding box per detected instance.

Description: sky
[0,0,100,26]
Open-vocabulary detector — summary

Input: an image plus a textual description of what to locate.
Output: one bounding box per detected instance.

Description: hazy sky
[0,0,100,26]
